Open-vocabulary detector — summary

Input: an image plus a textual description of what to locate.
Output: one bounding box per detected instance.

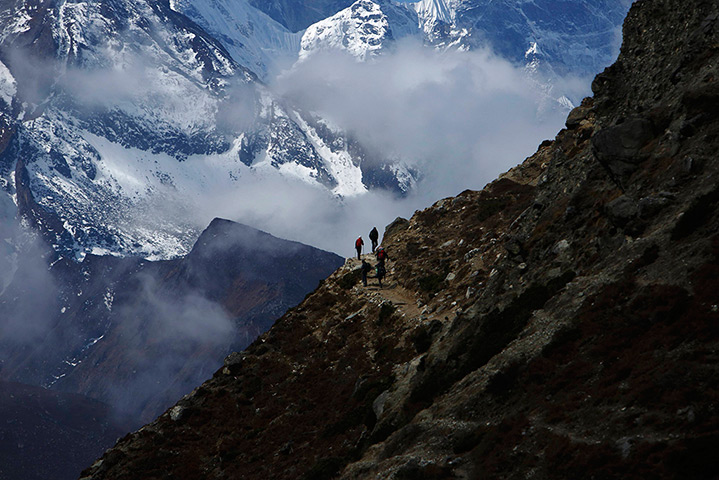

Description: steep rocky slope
[82,0,719,478]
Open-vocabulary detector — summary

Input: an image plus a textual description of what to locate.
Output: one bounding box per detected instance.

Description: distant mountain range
[1,218,342,419]
[0,0,631,260]
[251,0,632,77]
[0,0,417,262]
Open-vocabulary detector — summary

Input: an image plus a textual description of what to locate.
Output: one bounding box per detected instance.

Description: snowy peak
[53,0,243,82]
[0,0,417,261]
[299,0,392,61]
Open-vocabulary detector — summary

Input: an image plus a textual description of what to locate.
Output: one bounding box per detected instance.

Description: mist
[101,272,236,423]
[193,172,412,258]
[3,36,592,257]
[0,214,58,348]
[197,40,590,255]
[275,41,585,195]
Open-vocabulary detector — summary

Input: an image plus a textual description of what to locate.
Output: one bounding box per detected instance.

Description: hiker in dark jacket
[375,247,389,287]
[361,259,373,287]
[355,236,364,259]
[369,227,379,252]
[376,262,386,288]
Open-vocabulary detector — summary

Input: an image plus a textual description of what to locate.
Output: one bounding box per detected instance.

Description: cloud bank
[202,40,590,254]
[275,40,584,196]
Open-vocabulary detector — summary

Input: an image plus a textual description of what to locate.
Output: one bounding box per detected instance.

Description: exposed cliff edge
[82,1,719,478]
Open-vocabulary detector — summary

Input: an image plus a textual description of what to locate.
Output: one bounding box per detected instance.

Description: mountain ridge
[0,215,343,480]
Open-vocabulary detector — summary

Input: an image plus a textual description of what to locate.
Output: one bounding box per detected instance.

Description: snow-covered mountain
[296,0,631,80]
[299,0,392,61]
[0,0,415,261]
[247,0,356,33]
[299,0,419,61]
[409,0,634,77]
[410,0,456,38]
[292,0,631,119]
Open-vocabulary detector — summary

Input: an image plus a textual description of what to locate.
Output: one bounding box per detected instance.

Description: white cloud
[197,39,590,254]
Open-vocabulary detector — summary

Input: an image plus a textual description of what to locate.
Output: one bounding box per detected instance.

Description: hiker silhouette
[369,227,379,252]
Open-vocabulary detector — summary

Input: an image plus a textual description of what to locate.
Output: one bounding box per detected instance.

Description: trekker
[376,246,389,266]
[375,246,389,287]
[376,262,386,288]
[355,236,364,259]
[369,227,379,252]
[361,259,373,287]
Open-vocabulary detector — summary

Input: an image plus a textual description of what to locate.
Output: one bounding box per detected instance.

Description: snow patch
[525,42,539,58]
[170,0,302,81]
[411,0,454,34]
[292,113,367,197]
[0,60,16,107]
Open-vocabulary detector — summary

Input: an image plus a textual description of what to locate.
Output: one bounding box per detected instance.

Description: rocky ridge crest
[82,0,719,478]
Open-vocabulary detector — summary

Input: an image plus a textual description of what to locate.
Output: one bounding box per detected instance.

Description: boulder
[592,117,656,182]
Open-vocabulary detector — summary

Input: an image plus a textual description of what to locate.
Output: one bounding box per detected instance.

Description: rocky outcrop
[81,1,719,479]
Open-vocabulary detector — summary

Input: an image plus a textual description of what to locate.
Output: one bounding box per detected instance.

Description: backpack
[377,249,386,260]
[355,237,363,248]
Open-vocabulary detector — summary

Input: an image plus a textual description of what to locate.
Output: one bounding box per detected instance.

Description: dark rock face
[80,1,719,479]
[591,116,656,185]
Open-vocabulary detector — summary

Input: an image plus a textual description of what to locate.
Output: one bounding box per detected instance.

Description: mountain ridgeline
[0,217,343,418]
[81,1,719,479]
[0,218,343,480]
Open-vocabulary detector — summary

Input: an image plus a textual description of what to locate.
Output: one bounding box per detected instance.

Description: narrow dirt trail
[345,254,422,324]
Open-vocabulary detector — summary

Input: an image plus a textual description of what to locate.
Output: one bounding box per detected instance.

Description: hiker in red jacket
[375,246,389,287]
[355,236,364,259]
[375,246,389,266]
